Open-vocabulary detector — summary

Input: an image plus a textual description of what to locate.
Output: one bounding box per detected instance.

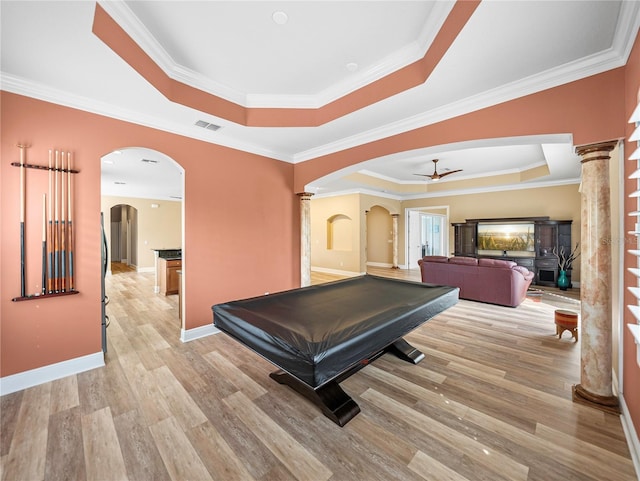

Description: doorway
[101,147,185,348]
[407,209,448,269]
[110,204,138,271]
[421,214,445,257]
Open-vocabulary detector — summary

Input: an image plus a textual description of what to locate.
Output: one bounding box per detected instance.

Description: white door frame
[405,206,450,269]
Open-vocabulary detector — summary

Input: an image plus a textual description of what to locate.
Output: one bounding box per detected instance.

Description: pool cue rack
[11,145,80,302]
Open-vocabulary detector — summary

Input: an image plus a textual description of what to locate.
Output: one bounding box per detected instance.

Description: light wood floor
[1,267,635,481]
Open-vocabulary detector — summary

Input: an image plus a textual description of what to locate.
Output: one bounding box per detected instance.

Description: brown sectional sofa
[417,256,534,307]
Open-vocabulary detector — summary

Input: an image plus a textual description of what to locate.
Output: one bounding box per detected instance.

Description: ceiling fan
[414,159,463,181]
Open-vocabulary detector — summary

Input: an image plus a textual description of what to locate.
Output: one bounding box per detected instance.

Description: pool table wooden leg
[387,338,425,364]
[269,370,361,427]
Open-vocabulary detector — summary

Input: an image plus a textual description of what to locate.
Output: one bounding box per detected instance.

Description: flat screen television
[477,223,535,257]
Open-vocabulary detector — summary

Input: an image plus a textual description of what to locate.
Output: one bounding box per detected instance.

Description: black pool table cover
[212,275,459,390]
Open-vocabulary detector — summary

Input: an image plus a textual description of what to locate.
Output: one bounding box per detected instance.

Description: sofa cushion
[449,257,478,266]
[512,265,533,278]
[478,258,516,269]
[421,256,449,263]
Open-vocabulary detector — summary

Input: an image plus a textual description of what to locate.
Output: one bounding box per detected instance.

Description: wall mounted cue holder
[11,151,80,302]
[12,291,79,302]
[10,162,80,174]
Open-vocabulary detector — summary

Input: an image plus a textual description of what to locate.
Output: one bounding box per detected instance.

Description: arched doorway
[109,204,138,272]
[100,147,185,344]
[366,205,393,268]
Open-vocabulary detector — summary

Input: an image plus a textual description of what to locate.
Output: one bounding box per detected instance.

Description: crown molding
[245,40,424,109]
[309,174,580,201]
[293,44,632,164]
[616,0,640,62]
[96,1,249,106]
[310,179,569,201]
[399,177,582,201]
[311,187,405,202]
[0,73,290,163]
[358,159,548,185]
[97,0,454,110]
[251,1,455,109]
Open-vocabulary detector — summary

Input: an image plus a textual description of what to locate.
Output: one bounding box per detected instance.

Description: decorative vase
[557,269,569,291]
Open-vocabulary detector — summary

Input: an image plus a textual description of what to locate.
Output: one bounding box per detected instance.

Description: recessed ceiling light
[112,150,122,155]
[272,11,288,25]
[346,62,358,72]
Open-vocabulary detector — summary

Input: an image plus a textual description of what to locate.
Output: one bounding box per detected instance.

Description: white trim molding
[366,262,394,268]
[181,323,219,343]
[311,266,364,278]
[620,393,640,481]
[0,351,104,396]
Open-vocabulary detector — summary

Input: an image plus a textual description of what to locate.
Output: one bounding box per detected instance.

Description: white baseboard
[366,262,394,268]
[311,266,363,277]
[181,323,219,342]
[0,351,105,396]
[620,393,640,481]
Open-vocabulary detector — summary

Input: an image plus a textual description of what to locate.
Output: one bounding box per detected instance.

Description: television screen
[477,223,535,252]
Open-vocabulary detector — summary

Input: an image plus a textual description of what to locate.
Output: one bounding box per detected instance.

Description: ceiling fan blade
[413,173,433,177]
[438,169,463,178]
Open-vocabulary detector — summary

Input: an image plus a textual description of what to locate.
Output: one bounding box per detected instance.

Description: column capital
[575,140,618,163]
[391,213,400,218]
[297,192,314,200]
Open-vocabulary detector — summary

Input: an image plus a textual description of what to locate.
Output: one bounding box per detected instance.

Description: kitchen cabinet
[159,258,181,295]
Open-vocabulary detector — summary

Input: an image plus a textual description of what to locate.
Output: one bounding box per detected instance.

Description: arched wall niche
[366,205,393,266]
[326,214,352,251]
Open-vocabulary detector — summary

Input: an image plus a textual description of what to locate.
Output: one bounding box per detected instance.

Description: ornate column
[392,214,399,268]
[573,141,619,413]
[298,192,314,287]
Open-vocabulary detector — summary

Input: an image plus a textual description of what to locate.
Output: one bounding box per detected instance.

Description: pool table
[212,275,458,426]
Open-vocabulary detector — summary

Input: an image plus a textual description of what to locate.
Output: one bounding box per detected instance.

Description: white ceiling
[2,1,639,201]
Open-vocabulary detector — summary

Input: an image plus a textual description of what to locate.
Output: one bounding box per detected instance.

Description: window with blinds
[628,100,640,366]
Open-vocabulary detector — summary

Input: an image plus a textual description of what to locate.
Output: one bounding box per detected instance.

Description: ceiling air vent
[141,158,158,164]
[195,120,221,131]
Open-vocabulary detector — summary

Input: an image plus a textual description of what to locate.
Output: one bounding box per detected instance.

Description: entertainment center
[452,217,572,287]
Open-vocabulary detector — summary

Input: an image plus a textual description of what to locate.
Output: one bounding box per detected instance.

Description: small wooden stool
[555,309,579,342]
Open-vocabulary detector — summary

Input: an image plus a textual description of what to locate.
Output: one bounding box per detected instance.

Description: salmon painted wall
[0,92,299,377]
[294,69,626,192]
[623,30,640,442]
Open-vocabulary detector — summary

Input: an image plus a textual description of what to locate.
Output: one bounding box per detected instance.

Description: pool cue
[54,150,60,292]
[18,144,27,298]
[47,151,54,294]
[42,193,47,295]
[67,152,74,291]
[60,152,66,292]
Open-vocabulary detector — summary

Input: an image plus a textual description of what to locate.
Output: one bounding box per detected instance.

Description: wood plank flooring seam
[2,267,635,481]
